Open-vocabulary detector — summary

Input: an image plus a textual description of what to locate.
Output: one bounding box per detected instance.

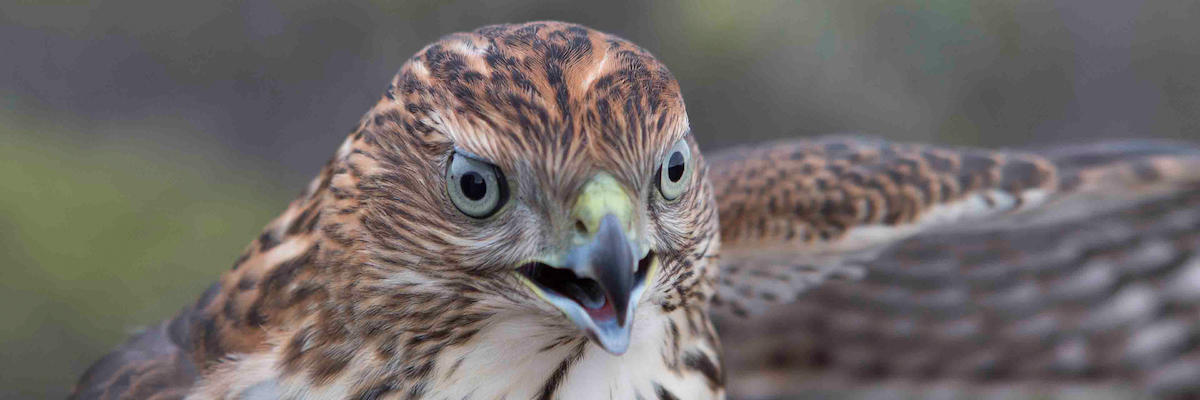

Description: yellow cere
[572,172,634,236]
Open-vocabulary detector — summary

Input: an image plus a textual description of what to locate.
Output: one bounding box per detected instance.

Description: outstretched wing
[709,136,1200,398]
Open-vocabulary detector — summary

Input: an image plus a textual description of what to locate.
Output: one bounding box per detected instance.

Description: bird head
[310,21,718,357]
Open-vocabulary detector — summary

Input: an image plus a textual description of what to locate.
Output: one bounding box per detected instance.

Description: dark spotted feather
[712,138,1200,399]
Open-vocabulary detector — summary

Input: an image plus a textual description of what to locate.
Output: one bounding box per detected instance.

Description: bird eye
[447,152,508,218]
[657,138,692,201]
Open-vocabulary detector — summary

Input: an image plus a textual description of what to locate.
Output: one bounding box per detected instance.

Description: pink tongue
[584,297,616,322]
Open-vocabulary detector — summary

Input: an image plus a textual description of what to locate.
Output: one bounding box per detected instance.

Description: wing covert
[710,136,1200,315]
[69,284,209,400]
[709,136,1200,398]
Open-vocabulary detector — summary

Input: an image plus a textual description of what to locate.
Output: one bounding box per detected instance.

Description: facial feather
[180,21,722,400]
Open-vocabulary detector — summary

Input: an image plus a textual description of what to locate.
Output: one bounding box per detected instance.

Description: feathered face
[331,22,718,355]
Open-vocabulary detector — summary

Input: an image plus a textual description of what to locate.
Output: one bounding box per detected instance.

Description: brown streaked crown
[377,21,688,196]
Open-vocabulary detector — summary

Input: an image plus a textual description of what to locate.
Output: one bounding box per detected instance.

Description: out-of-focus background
[2,1,1199,397]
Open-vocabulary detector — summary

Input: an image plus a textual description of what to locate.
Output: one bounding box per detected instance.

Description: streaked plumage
[713,139,1200,399]
[69,22,1200,400]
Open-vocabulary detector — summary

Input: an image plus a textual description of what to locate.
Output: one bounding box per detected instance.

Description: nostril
[574,220,589,235]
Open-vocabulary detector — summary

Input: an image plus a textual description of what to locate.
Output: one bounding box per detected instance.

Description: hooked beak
[515,173,657,355]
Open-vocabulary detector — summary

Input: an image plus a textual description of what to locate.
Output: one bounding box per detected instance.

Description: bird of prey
[70,21,1200,400]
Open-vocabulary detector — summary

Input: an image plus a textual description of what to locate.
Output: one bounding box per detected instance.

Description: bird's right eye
[447,152,508,218]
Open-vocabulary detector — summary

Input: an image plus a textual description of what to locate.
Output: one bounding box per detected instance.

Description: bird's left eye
[657,138,692,201]
[447,152,508,218]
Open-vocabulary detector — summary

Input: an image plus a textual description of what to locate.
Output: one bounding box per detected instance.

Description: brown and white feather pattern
[710,137,1061,315]
[73,22,722,400]
[70,20,1200,400]
[712,138,1200,399]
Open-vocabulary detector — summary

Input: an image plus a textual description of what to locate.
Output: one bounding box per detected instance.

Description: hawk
[71,22,1200,399]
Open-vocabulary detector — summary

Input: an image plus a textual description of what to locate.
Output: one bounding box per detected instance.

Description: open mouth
[518,251,655,324]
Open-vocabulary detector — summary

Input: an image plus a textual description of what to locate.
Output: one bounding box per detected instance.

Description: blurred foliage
[2,0,1200,397]
[0,112,292,398]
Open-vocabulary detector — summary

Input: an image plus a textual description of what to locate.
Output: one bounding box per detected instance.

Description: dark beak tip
[592,213,636,322]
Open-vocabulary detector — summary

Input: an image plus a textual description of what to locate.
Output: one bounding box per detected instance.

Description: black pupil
[460,171,488,201]
[666,151,686,182]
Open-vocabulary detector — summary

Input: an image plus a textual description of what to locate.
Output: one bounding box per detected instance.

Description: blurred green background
[3,1,1200,397]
